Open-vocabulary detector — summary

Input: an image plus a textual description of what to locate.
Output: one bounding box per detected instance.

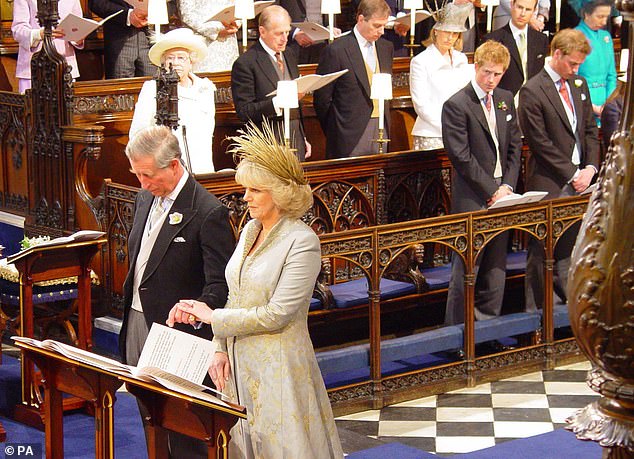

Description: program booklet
[59,10,123,42]
[393,10,432,26]
[291,22,331,41]
[267,69,348,96]
[488,191,548,210]
[206,0,273,23]
[12,324,236,409]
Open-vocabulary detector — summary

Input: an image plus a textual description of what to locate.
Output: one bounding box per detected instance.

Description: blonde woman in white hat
[129,28,217,174]
[409,2,474,151]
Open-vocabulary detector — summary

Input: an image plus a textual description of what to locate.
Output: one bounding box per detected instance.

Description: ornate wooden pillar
[154,65,179,129]
[565,2,634,456]
[25,0,74,237]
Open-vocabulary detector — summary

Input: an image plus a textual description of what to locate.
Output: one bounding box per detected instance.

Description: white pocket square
[506,114,513,121]
[581,94,587,101]
[173,236,186,243]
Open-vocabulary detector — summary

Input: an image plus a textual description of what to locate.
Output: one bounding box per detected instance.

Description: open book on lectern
[488,191,548,210]
[12,324,236,409]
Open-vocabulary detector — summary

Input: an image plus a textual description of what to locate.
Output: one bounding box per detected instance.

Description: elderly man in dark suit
[518,28,599,312]
[120,125,233,458]
[88,0,155,78]
[485,0,549,98]
[314,0,394,159]
[442,40,522,325]
[231,5,309,160]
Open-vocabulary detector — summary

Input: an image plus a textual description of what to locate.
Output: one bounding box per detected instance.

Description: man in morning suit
[120,126,233,458]
[313,0,394,158]
[485,0,549,99]
[442,40,522,325]
[518,29,599,312]
[231,5,309,160]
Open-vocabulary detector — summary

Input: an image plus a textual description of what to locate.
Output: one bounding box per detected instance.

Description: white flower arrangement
[20,235,51,251]
[169,212,183,225]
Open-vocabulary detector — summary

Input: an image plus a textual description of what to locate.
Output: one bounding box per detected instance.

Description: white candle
[235,0,255,49]
[487,6,493,33]
[329,13,334,41]
[284,107,291,141]
[620,48,629,73]
[242,25,248,49]
[555,0,561,30]
[378,100,385,130]
[410,10,416,38]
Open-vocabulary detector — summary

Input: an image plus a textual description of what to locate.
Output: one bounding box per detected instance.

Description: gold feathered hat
[229,121,308,186]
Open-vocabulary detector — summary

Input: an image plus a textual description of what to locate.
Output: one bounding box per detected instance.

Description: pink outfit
[11,0,83,92]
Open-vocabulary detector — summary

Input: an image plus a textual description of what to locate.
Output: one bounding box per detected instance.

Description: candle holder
[321,0,340,43]
[480,0,500,33]
[276,80,299,154]
[370,73,392,154]
[403,0,423,57]
[148,0,168,39]
[235,0,255,53]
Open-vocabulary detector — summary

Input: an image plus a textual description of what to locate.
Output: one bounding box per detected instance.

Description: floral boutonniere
[168,212,183,225]
[574,79,583,88]
[497,101,508,111]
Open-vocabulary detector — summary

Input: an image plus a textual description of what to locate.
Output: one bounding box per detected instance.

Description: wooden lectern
[15,341,246,459]
[7,238,106,428]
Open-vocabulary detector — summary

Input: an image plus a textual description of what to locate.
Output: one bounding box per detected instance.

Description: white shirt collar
[353,25,372,51]
[544,57,564,84]
[259,38,278,59]
[471,79,490,101]
[163,167,189,206]
[509,21,528,40]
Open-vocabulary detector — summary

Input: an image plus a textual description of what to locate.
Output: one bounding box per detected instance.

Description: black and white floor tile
[336,361,599,456]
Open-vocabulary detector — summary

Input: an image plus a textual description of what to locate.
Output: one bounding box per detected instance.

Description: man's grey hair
[126,125,182,168]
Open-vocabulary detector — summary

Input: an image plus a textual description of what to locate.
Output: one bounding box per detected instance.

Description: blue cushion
[316,343,370,375]
[309,297,322,311]
[471,312,541,343]
[381,325,463,362]
[554,304,570,328]
[506,250,527,275]
[0,279,79,306]
[329,278,416,309]
[421,264,452,290]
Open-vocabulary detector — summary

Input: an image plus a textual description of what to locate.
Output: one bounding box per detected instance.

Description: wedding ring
[188,314,196,322]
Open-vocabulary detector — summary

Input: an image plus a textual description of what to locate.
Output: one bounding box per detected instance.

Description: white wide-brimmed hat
[432,2,471,33]
[148,28,207,66]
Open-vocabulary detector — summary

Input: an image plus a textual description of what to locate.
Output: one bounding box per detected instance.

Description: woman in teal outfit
[573,0,616,122]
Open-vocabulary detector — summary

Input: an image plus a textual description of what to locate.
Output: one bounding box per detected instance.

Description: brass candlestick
[404,35,420,58]
[374,128,390,154]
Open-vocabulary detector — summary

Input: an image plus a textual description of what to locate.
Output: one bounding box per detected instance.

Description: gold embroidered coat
[212,217,343,459]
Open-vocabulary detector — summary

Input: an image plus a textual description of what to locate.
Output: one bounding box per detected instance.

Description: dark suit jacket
[518,70,600,197]
[231,40,302,126]
[88,0,148,77]
[118,175,234,362]
[313,32,394,159]
[484,25,548,96]
[441,83,522,213]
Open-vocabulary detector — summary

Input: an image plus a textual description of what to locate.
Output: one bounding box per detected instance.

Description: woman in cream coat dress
[410,2,473,150]
[129,28,216,174]
[167,124,343,459]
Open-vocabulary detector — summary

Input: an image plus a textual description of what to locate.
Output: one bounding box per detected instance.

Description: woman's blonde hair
[231,122,312,219]
[423,29,463,51]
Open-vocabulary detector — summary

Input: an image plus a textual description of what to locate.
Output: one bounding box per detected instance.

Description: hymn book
[206,1,274,23]
[290,22,331,41]
[267,69,348,96]
[12,323,233,409]
[393,10,432,26]
[488,191,548,210]
[58,10,123,42]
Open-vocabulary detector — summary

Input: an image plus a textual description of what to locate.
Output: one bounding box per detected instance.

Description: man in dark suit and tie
[518,29,599,312]
[442,40,522,325]
[313,0,394,159]
[485,0,549,98]
[120,125,233,458]
[231,5,309,160]
[88,0,155,78]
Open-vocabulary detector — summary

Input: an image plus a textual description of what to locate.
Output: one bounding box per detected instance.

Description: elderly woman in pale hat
[410,2,474,151]
[129,28,217,174]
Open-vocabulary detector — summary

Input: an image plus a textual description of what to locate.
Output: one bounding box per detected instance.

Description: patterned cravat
[365,41,376,72]
[484,93,492,113]
[148,197,165,233]
[275,52,284,74]
[558,79,574,112]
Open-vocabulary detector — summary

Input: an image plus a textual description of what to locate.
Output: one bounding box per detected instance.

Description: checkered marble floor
[336,361,600,456]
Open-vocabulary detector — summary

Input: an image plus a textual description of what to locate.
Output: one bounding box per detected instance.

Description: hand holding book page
[290,22,331,42]
[58,10,123,42]
[488,191,548,210]
[206,0,274,23]
[266,69,348,97]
